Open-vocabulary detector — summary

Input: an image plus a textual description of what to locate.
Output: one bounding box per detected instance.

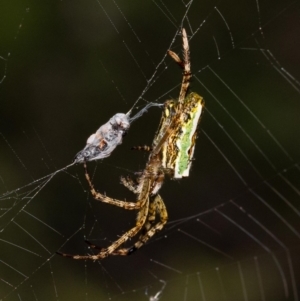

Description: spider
[57,28,204,260]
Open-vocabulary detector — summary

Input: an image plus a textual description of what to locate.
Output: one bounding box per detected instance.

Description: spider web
[1,0,300,300]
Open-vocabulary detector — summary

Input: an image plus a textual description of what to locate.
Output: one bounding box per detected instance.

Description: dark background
[1,0,300,300]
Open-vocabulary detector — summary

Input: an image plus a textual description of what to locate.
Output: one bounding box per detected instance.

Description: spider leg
[56,252,103,261]
[56,240,105,259]
[84,240,105,251]
[71,196,149,260]
[133,194,168,251]
[110,194,157,256]
[111,194,168,256]
[139,196,157,235]
[167,28,191,105]
[131,145,152,151]
[120,175,139,193]
[57,197,149,260]
[84,162,144,210]
[57,177,153,260]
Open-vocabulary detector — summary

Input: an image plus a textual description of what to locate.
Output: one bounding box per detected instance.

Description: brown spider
[57,28,204,260]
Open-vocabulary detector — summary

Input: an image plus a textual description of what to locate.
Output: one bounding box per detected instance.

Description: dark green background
[1,0,300,300]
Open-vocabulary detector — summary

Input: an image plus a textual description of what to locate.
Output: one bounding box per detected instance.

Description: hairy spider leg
[111,194,168,256]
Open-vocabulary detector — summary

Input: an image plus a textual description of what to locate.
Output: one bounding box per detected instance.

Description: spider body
[156,93,204,178]
[58,28,204,260]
